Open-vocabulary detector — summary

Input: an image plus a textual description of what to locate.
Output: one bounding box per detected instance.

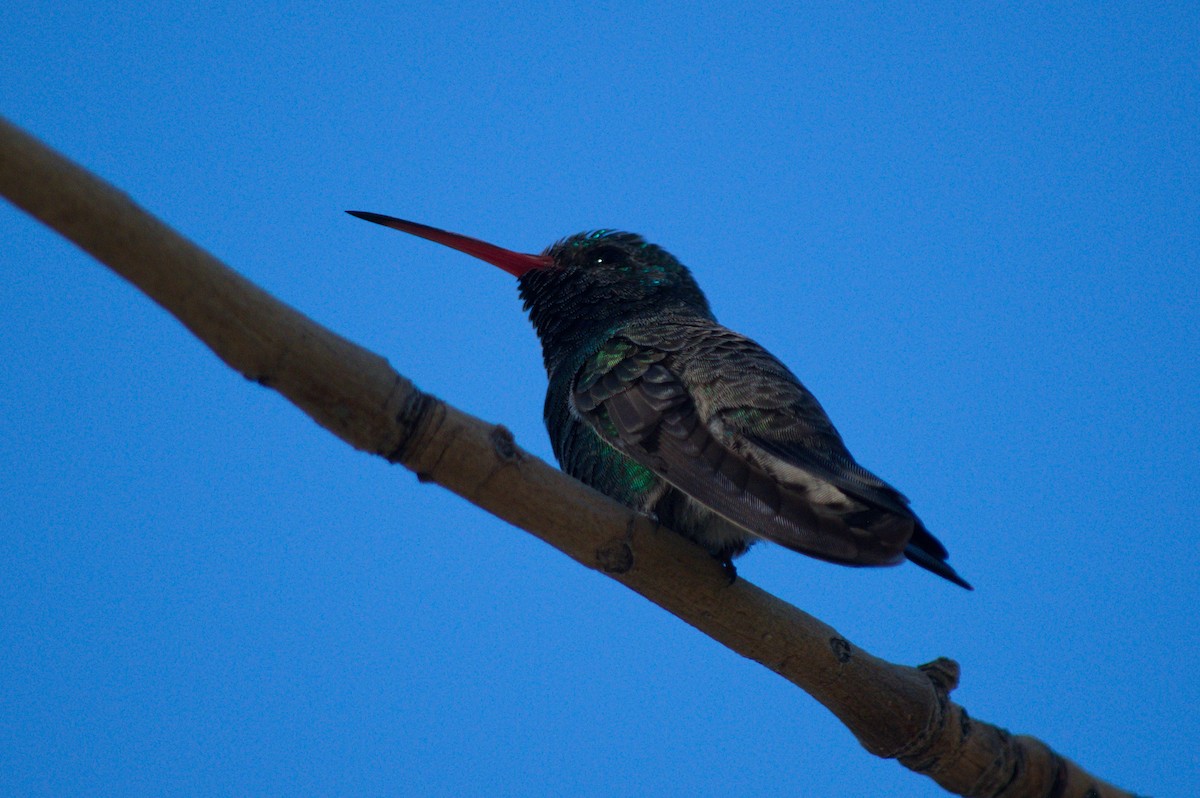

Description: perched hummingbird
[349,211,971,590]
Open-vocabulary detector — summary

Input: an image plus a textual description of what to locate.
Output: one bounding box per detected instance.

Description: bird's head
[348,212,713,371]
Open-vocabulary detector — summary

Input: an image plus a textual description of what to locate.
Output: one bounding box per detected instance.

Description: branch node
[829,636,852,663]
[489,425,520,462]
[963,726,1021,798]
[890,661,964,773]
[388,386,440,464]
[595,514,641,574]
[919,657,961,693]
[596,538,634,574]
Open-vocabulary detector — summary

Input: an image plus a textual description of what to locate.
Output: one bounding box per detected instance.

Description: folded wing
[571,328,919,566]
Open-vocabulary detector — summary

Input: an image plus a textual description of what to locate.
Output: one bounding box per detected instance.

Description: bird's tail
[905,525,973,590]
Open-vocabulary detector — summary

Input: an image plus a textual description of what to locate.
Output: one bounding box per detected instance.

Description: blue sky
[2,3,1197,796]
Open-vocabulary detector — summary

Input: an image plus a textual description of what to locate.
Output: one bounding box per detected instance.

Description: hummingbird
[348,211,971,590]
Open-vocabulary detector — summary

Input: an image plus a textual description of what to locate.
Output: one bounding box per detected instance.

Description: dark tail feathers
[905,525,973,590]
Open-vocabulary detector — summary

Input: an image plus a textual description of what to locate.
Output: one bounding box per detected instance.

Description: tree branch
[0,115,1138,798]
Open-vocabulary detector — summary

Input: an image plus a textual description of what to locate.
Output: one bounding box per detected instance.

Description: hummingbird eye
[589,245,629,267]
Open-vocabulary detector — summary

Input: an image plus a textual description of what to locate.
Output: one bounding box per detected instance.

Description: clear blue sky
[2,3,1196,796]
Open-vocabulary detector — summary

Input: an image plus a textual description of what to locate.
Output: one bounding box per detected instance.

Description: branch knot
[388,386,439,464]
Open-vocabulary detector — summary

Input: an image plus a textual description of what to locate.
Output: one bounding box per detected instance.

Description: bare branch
[0,115,1139,798]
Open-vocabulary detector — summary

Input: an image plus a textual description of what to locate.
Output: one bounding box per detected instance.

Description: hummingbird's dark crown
[519,230,715,373]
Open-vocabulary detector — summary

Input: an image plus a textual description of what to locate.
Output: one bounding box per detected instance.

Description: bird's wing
[571,327,915,566]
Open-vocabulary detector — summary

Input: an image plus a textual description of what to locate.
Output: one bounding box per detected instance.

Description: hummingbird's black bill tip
[346,210,387,224]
